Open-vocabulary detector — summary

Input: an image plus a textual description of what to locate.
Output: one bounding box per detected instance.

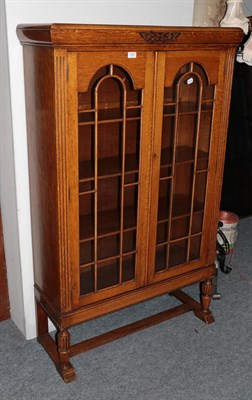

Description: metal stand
[212,263,221,300]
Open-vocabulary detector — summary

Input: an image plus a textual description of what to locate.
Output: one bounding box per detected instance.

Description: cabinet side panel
[23,46,60,308]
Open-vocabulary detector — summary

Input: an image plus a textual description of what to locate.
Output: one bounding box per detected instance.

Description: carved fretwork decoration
[140,31,181,44]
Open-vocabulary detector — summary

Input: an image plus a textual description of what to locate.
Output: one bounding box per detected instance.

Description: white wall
[0,0,25,334]
[2,0,194,339]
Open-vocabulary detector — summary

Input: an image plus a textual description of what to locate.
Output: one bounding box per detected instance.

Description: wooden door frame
[68,51,155,309]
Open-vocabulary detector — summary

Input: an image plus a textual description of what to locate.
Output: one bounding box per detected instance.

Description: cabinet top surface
[17,23,243,49]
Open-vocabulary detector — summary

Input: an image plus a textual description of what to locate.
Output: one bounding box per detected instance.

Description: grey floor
[0,217,252,400]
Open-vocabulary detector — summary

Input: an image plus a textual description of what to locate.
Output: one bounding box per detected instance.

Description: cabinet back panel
[78,125,94,162]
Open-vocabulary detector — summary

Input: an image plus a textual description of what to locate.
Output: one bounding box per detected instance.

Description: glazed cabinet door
[68,51,154,307]
[148,50,228,283]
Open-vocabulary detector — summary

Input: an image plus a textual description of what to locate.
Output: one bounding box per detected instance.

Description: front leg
[56,329,76,383]
[194,279,215,324]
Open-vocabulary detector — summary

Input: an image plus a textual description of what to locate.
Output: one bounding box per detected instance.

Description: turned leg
[200,279,214,313]
[194,279,215,324]
[36,302,76,382]
[56,329,76,383]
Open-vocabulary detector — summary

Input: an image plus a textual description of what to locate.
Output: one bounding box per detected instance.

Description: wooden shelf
[77,100,212,123]
[160,146,208,168]
[78,107,142,125]
[79,205,137,241]
[155,244,187,272]
[79,230,136,266]
[80,253,136,295]
[155,244,199,272]
[176,147,208,164]
[155,238,200,272]
[163,101,214,117]
[158,194,204,222]
[157,208,203,225]
[156,211,203,245]
[78,101,142,113]
[79,153,139,182]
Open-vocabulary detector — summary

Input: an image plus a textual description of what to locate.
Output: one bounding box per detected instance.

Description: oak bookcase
[17,24,243,382]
